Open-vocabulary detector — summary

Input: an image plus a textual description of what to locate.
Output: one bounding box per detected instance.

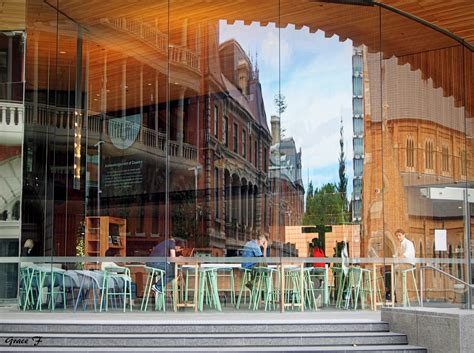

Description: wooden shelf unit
[85,216,127,256]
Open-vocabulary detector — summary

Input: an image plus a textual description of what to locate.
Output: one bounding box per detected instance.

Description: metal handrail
[420,264,473,309]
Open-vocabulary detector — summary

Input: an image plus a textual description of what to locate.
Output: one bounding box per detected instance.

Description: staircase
[0,318,426,352]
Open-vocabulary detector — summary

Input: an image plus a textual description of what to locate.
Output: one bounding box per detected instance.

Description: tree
[306,181,314,206]
[274,93,287,115]
[337,116,348,221]
[303,183,348,225]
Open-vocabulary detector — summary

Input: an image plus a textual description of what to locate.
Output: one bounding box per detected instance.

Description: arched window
[442,145,449,172]
[406,137,414,168]
[425,139,434,170]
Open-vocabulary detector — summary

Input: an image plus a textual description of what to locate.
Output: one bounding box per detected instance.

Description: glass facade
[0,0,472,312]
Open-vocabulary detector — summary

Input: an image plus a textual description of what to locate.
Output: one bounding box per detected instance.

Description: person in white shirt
[394,228,416,303]
[395,229,416,266]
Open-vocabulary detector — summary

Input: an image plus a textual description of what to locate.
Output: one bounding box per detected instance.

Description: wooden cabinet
[85,216,126,256]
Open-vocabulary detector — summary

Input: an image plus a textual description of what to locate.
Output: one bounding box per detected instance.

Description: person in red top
[312,245,326,268]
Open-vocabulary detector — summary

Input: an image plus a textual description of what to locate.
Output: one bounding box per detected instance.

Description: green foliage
[274,93,287,115]
[75,221,85,270]
[306,181,314,205]
[337,120,348,204]
[303,183,349,225]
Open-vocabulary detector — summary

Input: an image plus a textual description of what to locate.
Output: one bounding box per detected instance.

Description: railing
[11,102,197,161]
[420,264,473,309]
[169,45,201,72]
[0,101,24,145]
[101,17,167,53]
[101,18,200,73]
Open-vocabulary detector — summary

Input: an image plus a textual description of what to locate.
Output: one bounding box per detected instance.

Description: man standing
[394,228,416,303]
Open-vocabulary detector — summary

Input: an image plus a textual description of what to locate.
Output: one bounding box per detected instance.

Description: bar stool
[251,267,278,311]
[198,267,221,311]
[236,267,253,309]
[140,266,166,312]
[284,267,303,310]
[401,267,420,307]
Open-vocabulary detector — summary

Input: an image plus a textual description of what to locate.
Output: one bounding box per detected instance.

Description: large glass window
[1,0,471,311]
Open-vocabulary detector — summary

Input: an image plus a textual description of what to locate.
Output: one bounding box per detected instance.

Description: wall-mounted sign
[434,229,447,251]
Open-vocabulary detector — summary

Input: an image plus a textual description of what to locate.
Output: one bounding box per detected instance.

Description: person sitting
[21,239,35,256]
[242,234,268,269]
[147,235,179,292]
[312,241,326,269]
[242,234,268,290]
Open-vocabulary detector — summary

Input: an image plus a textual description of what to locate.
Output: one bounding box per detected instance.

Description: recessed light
[59,51,66,54]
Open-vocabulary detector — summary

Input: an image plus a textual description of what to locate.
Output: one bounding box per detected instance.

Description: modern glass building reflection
[0,0,472,309]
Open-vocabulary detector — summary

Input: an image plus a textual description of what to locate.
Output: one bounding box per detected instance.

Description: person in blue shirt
[147,236,178,292]
[241,234,268,291]
[242,234,268,269]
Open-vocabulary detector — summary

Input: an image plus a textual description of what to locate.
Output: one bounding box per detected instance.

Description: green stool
[100,266,133,312]
[19,266,36,310]
[304,267,328,310]
[401,267,420,307]
[198,268,221,311]
[140,266,166,312]
[236,267,253,309]
[251,267,278,311]
[332,267,348,309]
[284,267,303,310]
[215,267,236,305]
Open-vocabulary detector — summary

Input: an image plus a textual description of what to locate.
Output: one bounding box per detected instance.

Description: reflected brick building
[361,47,473,296]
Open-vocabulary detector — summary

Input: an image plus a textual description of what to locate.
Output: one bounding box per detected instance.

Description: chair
[74,270,109,312]
[140,266,166,312]
[100,265,133,312]
[28,264,67,311]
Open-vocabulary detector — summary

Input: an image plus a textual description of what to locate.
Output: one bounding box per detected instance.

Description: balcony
[101,17,200,74]
[0,101,24,146]
[21,103,197,162]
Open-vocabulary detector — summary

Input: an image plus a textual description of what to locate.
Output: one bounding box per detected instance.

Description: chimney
[271,115,280,145]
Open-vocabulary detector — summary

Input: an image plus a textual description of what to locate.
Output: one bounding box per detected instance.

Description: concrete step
[0,318,427,352]
[0,321,390,334]
[0,331,409,348]
[0,345,427,352]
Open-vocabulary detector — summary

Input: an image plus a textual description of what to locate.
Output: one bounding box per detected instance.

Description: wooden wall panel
[0,0,26,30]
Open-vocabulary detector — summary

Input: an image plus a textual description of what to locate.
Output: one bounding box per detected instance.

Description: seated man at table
[147,235,181,292]
[242,234,268,289]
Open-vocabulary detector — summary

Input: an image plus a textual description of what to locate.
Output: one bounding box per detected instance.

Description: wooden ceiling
[2,0,473,114]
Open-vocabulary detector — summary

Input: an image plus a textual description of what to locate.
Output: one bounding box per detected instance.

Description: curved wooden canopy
[2,0,473,114]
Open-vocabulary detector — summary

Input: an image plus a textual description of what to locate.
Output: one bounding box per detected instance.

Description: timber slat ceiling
[4,0,473,114]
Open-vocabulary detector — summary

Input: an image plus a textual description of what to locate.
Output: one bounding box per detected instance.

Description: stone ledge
[381,307,474,353]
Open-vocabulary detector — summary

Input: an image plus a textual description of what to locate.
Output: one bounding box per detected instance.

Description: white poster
[434,229,447,251]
